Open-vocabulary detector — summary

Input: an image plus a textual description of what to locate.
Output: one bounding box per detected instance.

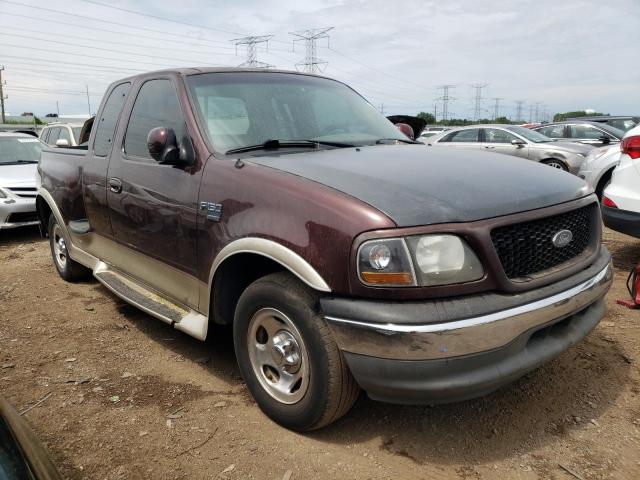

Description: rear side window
[536,125,564,138]
[47,127,61,144]
[124,79,187,159]
[93,82,131,157]
[58,128,71,144]
[440,129,480,143]
[569,124,611,140]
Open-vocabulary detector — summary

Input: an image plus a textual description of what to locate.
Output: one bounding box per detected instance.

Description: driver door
[482,128,529,159]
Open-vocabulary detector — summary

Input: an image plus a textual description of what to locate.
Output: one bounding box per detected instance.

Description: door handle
[484,146,495,149]
[108,177,123,194]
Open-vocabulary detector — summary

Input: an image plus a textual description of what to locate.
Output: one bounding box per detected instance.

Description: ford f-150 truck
[36,68,612,431]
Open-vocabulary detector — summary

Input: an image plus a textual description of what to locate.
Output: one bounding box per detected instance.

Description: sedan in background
[531,121,625,147]
[425,124,592,174]
[0,132,43,230]
[578,143,621,199]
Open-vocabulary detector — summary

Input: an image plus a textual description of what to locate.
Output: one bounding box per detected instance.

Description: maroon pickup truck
[36,68,612,431]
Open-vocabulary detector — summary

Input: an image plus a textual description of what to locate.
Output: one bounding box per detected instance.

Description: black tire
[233,272,359,431]
[541,158,568,171]
[48,214,90,282]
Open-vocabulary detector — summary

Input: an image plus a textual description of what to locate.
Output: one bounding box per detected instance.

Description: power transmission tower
[515,100,525,123]
[529,104,534,123]
[534,102,542,123]
[0,66,6,123]
[471,84,488,122]
[437,85,455,123]
[492,97,503,121]
[232,35,274,68]
[290,27,333,73]
[433,99,438,123]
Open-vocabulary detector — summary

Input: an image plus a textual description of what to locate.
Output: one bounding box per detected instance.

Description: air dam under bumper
[322,250,612,404]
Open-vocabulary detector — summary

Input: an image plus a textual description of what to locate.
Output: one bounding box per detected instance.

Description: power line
[232,35,274,68]
[0,54,142,74]
[290,28,333,73]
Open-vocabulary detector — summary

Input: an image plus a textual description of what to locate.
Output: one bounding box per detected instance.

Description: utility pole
[492,97,503,121]
[56,100,60,118]
[290,27,333,73]
[379,103,385,115]
[471,84,488,122]
[529,104,534,123]
[85,85,91,116]
[0,66,6,123]
[231,35,274,68]
[437,85,455,124]
[515,100,525,123]
[433,99,438,123]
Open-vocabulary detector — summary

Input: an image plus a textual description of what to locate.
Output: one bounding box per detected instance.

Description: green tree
[416,111,436,124]
[494,116,511,124]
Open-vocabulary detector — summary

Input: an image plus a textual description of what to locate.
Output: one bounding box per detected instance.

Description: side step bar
[94,263,208,341]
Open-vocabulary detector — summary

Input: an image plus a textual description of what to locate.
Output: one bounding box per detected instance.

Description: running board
[93,263,208,341]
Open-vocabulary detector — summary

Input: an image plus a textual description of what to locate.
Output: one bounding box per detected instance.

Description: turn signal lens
[621,135,640,160]
[602,196,618,208]
[360,272,414,285]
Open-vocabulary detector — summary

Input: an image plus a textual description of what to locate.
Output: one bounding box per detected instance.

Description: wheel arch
[208,238,331,326]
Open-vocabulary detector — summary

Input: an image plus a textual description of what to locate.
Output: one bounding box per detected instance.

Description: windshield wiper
[374,138,420,145]
[225,139,355,155]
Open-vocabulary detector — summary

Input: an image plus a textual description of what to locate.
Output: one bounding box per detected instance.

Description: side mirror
[599,135,611,145]
[511,138,526,147]
[55,138,69,147]
[147,127,193,166]
[395,123,415,140]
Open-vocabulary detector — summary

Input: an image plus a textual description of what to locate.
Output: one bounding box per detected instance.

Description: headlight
[358,235,484,287]
[357,238,416,286]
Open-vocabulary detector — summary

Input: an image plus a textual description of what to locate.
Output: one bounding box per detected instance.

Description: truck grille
[490,203,597,280]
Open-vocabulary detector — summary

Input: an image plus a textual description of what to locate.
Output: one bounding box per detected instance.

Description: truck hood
[0,163,37,187]
[247,145,591,227]
[533,141,593,155]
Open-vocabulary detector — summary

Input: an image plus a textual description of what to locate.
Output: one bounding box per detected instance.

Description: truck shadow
[312,334,632,465]
[0,226,43,246]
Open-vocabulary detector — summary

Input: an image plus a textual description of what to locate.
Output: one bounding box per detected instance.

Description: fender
[203,237,331,312]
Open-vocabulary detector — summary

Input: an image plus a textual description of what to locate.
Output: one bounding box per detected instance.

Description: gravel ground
[0,226,639,480]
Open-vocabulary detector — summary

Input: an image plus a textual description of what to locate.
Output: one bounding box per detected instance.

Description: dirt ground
[0,227,639,480]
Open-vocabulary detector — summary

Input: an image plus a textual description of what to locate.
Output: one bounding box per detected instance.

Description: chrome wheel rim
[546,161,564,170]
[247,307,310,404]
[52,224,68,270]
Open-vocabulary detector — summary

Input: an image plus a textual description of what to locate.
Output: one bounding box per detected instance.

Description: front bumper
[602,205,640,239]
[0,197,38,230]
[322,249,612,404]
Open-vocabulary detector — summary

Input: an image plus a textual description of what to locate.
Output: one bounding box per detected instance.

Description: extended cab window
[94,82,130,157]
[440,129,480,143]
[124,79,187,159]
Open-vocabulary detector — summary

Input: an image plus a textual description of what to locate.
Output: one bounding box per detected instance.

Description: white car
[577,144,621,199]
[0,133,43,229]
[602,124,640,238]
[39,123,84,147]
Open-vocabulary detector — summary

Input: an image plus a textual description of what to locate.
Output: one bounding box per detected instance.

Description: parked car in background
[0,132,42,229]
[425,124,592,173]
[39,122,84,147]
[601,124,640,238]
[37,68,612,431]
[572,115,638,132]
[578,144,621,199]
[531,121,625,147]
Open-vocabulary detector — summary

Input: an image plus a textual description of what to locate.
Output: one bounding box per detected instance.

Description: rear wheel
[542,159,568,171]
[233,272,359,431]
[48,215,90,282]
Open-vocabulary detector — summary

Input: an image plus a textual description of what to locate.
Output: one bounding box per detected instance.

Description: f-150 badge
[199,201,223,221]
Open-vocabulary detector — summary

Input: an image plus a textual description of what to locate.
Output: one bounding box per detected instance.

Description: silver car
[577,143,621,199]
[0,133,43,230]
[426,124,592,174]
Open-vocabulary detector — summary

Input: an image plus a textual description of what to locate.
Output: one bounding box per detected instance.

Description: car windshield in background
[72,127,82,142]
[0,136,42,164]
[505,125,553,143]
[186,72,408,154]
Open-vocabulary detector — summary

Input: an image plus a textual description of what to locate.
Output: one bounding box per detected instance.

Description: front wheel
[233,272,359,431]
[541,159,568,171]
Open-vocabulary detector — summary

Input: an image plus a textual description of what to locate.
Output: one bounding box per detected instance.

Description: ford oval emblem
[552,229,573,248]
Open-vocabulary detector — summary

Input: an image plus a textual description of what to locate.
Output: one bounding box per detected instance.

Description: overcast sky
[1,0,638,120]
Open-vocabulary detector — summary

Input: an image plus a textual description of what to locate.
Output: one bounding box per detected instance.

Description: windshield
[186,72,407,154]
[0,136,43,164]
[505,125,553,143]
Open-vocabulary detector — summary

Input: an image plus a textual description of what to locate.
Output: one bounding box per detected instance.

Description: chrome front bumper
[324,260,613,361]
